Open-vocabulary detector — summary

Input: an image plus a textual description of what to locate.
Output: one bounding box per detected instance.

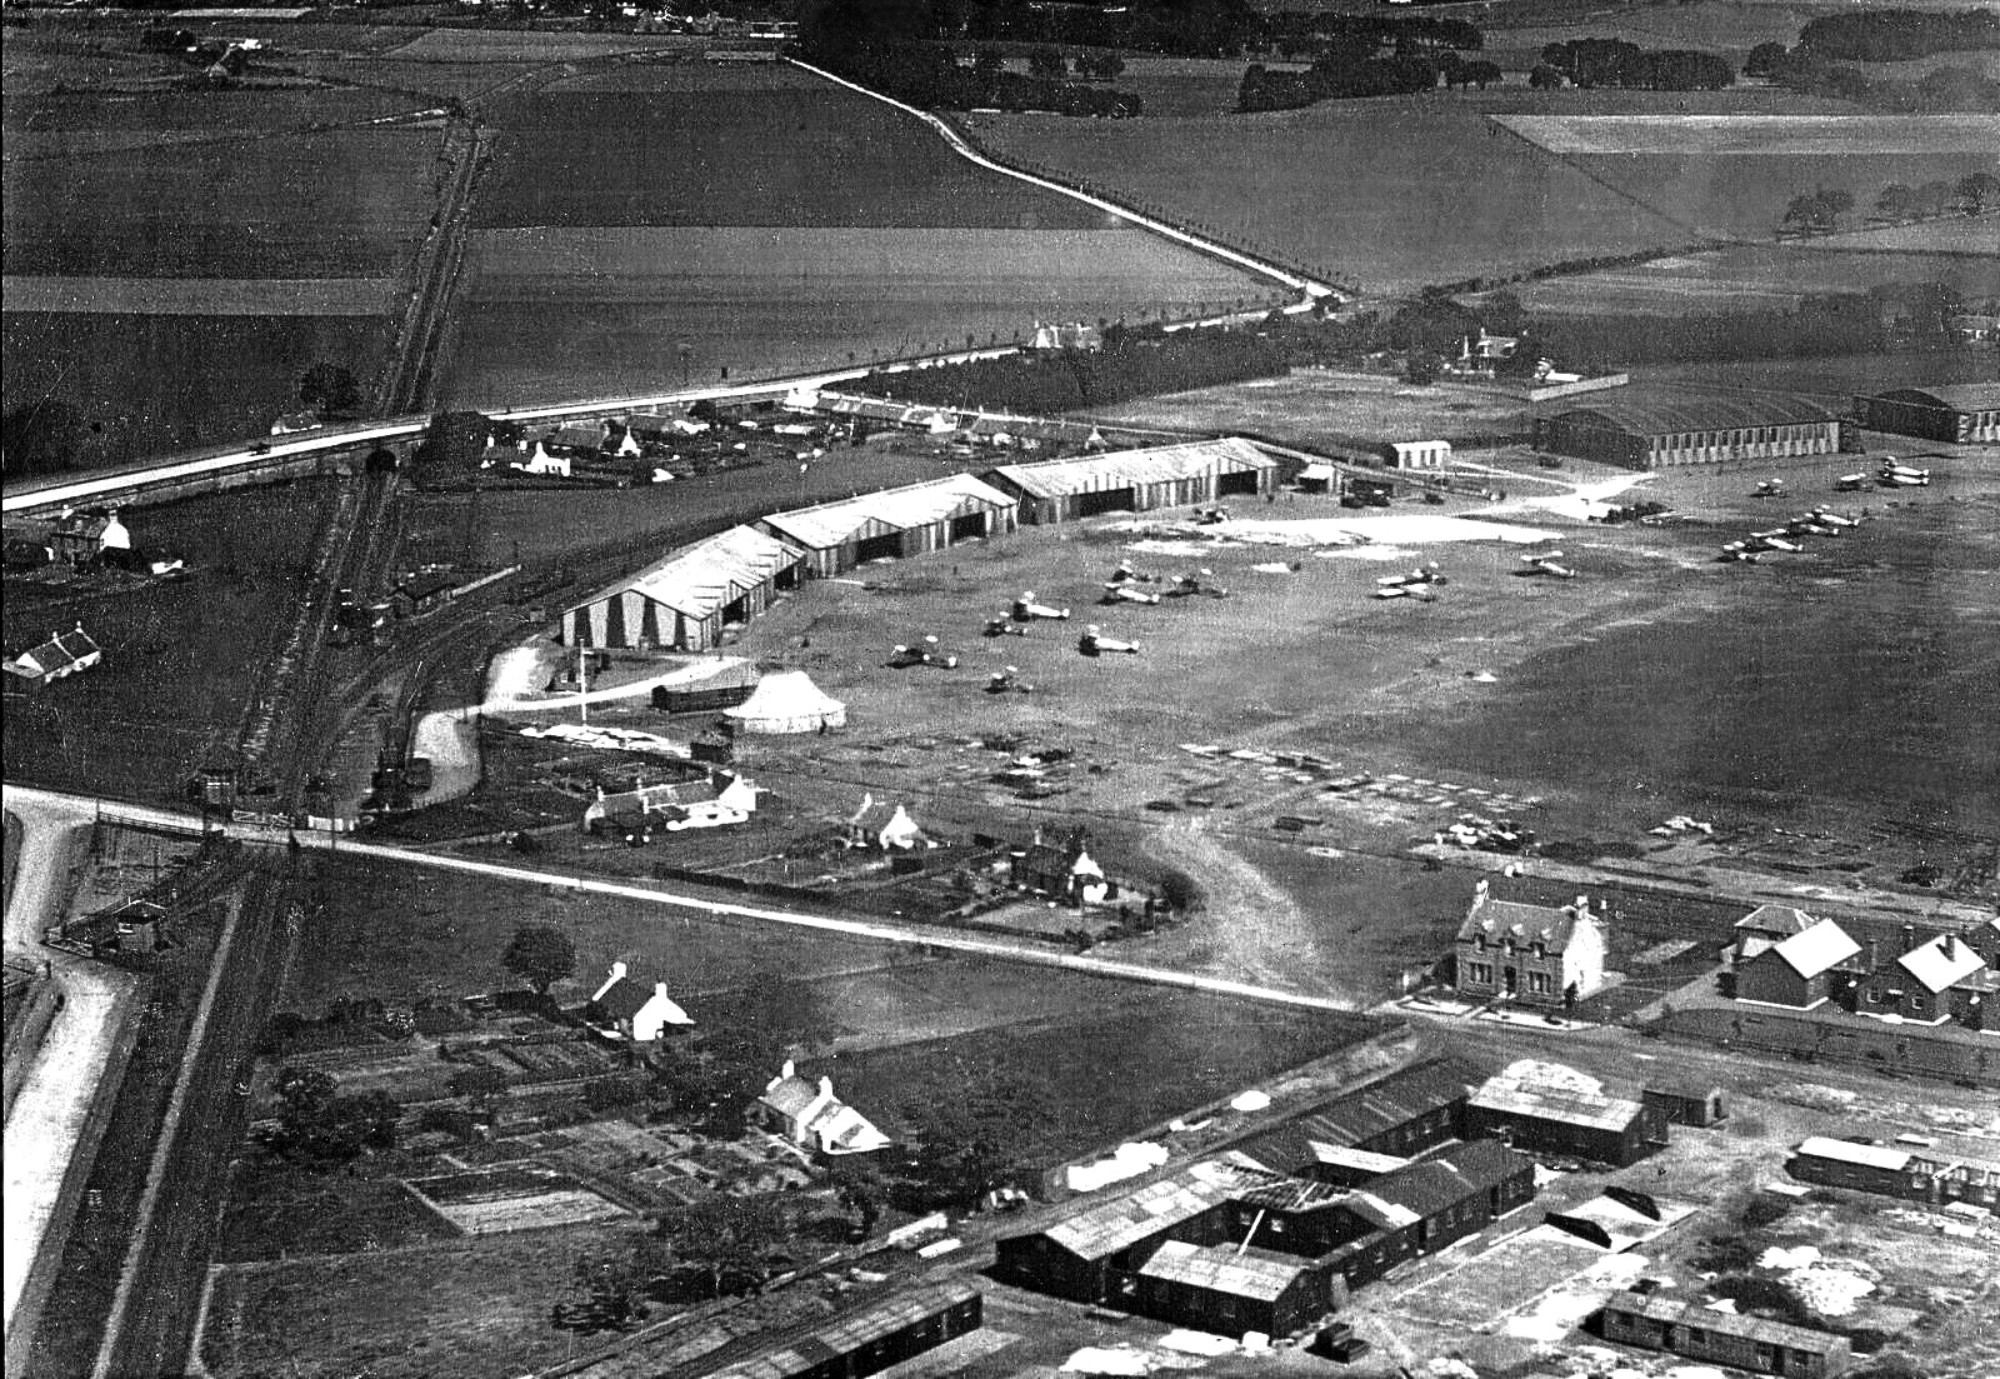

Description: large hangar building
[559,525,804,650]
[1533,392,1843,469]
[758,473,1019,578]
[985,437,1279,524]
[1853,384,1998,445]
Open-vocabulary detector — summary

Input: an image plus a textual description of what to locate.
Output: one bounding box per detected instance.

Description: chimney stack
[781,1059,796,1080]
[608,961,626,980]
[1902,922,1918,954]
[1941,934,1955,960]
[655,981,671,998]
[819,1076,835,1099]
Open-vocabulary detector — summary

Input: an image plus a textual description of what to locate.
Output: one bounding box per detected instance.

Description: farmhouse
[1451,881,1607,1009]
[49,508,130,564]
[1533,391,1841,468]
[580,770,759,835]
[1853,383,1998,445]
[1028,321,1104,351]
[1735,918,1862,1010]
[1787,1136,2000,1214]
[560,526,805,651]
[985,437,1279,524]
[1464,1059,1668,1166]
[1381,440,1450,471]
[5,626,103,686]
[584,962,694,1043]
[1233,1058,1475,1176]
[757,474,1018,577]
[1011,826,1113,904]
[1598,1290,1852,1377]
[757,1061,891,1156]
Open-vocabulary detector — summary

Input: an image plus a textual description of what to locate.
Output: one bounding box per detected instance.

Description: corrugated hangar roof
[1546,391,1837,437]
[1874,383,2000,412]
[1042,1167,1240,1261]
[1137,1240,1308,1302]
[761,473,1016,550]
[989,437,1275,499]
[564,525,802,622]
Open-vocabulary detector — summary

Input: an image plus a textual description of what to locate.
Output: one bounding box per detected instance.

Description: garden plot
[406,1163,625,1235]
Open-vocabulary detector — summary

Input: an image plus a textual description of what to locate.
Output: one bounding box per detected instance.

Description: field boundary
[782,57,1337,306]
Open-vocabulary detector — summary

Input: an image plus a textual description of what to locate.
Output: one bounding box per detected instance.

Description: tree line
[1533,39,1736,91]
[1797,8,2000,62]
[1781,172,2000,232]
[1747,39,2000,111]
[1262,13,1485,59]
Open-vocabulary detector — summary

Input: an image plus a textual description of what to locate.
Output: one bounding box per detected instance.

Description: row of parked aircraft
[1717,505,1862,563]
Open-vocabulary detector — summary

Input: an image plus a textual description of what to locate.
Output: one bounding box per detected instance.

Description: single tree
[1956,171,2000,213]
[1875,182,1914,220]
[298,361,361,417]
[903,1061,1056,1208]
[501,922,576,996]
[655,1195,788,1299]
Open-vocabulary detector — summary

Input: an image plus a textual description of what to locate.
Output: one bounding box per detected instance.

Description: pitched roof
[988,437,1276,500]
[1873,383,2000,412]
[1042,1167,1241,1261]
[1468,1059,1647,1134]
[759,1073,823,1121]
[1768,919,1862,979]
[1896,934,1986,994]
[1136,1240,1308,1303]
[1605,1291,1848,1354]
[1795,1136,1910,1172]
[1457,895,1589,951]
[759,474,1015,550]
[686,1281,981,1379]
[1546,390,1837,437]
[1736,903,1817,936]
[564,526,803,624]
[1232,1059,1473,1171]
[10,628,101,678]
[592,975,651,1023]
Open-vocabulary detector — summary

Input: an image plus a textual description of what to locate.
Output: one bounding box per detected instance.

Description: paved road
[1,791,140,1368]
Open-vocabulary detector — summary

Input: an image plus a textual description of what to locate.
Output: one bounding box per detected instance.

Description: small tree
[501,923,576,997]
[298,362,361,417]
[1027,46,1067,81]
[655,1195,789,1298]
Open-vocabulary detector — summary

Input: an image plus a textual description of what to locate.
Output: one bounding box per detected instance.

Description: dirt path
[1137,817,1352,1003]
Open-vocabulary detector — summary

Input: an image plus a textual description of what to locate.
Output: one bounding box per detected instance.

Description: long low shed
[986,437,1279,523]
[560,525,804,650]
[758,473,1019,577]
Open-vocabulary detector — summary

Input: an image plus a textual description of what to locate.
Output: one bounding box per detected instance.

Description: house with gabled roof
[584,962,694,1044]
[1732,903,1820,965]
[5,625,103,686]
[1451,880,1607,1009]
[757,1061,890,1157]
[1736,918,1862,1010]
[1858,930,1989,1025]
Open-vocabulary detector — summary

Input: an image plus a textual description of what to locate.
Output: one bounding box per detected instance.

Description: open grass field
[1508,244,2000,316]
[217,1161,459,1262]
[1,85,425,153]
[2,276,399,315]
[0,480,333,802]
[1,311,389,453]
[382,28,707,62]
[968,95,1698,292]
[444,63,1272,405]
[1495,113,2000,155]
[1091,369,1533,448]
[1799,212,2000,255]
[1639,347,2000,403]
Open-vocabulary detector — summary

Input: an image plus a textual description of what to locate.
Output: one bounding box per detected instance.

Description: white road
[1,784,1357,1015]
[1,787,140,1360]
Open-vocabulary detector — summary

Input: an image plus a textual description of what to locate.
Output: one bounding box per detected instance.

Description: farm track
[377,114,487,416]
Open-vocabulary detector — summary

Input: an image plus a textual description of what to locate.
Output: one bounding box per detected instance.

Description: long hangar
[1533,391,1843,468]
[985,437,1279,524]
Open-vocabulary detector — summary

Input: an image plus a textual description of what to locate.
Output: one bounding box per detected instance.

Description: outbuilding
[1464,1059,1668,1166]
[985,437,1279,524]
[1599,1290,1852,1376]
[1853,384,1998,445]
[1382,440,1450,471]
[560,526,805,651]
[758,474,1018,577]
[1534,391,1842,468]
[4,625,102,685]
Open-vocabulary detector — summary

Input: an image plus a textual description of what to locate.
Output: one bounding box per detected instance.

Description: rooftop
[1795,1136,1911,1173]
[1768,919,1863,979]
[1457,894,1591,951]
[760,474,1015,550]
[1605,1290,1849,1354]
[1872,383,2000,412]
[1136,1240,1310,1303]
[563,525,803,624]
[1897,934,1987,994]
[1736,904,1818,937]
[987,437,1275,500]
[1548,390,1837,437]
[1041,1167,1242,1261]
[1468,1059,1647,1133]
[689,1280,981,1379]
[1232,1059,1474,1170]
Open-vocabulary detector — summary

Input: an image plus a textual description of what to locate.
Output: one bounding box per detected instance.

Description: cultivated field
[2,276,399,316]
[1508,244,2000,317]
[1,312,389,454]
[1495,112,2000,156]
[444,64,1273,405]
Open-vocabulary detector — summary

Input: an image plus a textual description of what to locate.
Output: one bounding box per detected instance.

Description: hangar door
[856,531,905,562]
[950,512,988,542]
[1217,468,1262,498]
[1077,487,1137,518]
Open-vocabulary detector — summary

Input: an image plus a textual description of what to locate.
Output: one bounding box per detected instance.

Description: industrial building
[559,525,805,650]
[985,437,1278,524]
[1451,882,1608,1009]
[654,1280,984,1379]
[1135,1241,1330,1339]
[1788,1136,2000,1214]
[1533,392,1842,468]
[1232,1058,1475,1176]
[1853,384,1998,445]
[1464,1060,1669,1166]
[758,474,1018,577]
[1598,1291,1852,1377]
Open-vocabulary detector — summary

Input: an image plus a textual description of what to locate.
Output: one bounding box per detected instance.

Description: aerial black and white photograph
[2,0,1995,1374]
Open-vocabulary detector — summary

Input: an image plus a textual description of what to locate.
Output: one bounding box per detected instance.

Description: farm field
[967,95,1700,292]
[1508,244,2000,316]
[0,480,333,802]
[382,28,708,63]
[1,276,399,316]
[1,312,389,454]
[1799,212,2000,254]
[1638,348,2000,403]
[1493,113,2000,156]
[444,64,1274,406]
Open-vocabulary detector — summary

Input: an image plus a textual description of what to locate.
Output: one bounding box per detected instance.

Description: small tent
[723,670,846,735]
[878,804,927,850]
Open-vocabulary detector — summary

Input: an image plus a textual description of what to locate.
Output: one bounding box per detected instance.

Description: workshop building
[1464,1060,1669,1166]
